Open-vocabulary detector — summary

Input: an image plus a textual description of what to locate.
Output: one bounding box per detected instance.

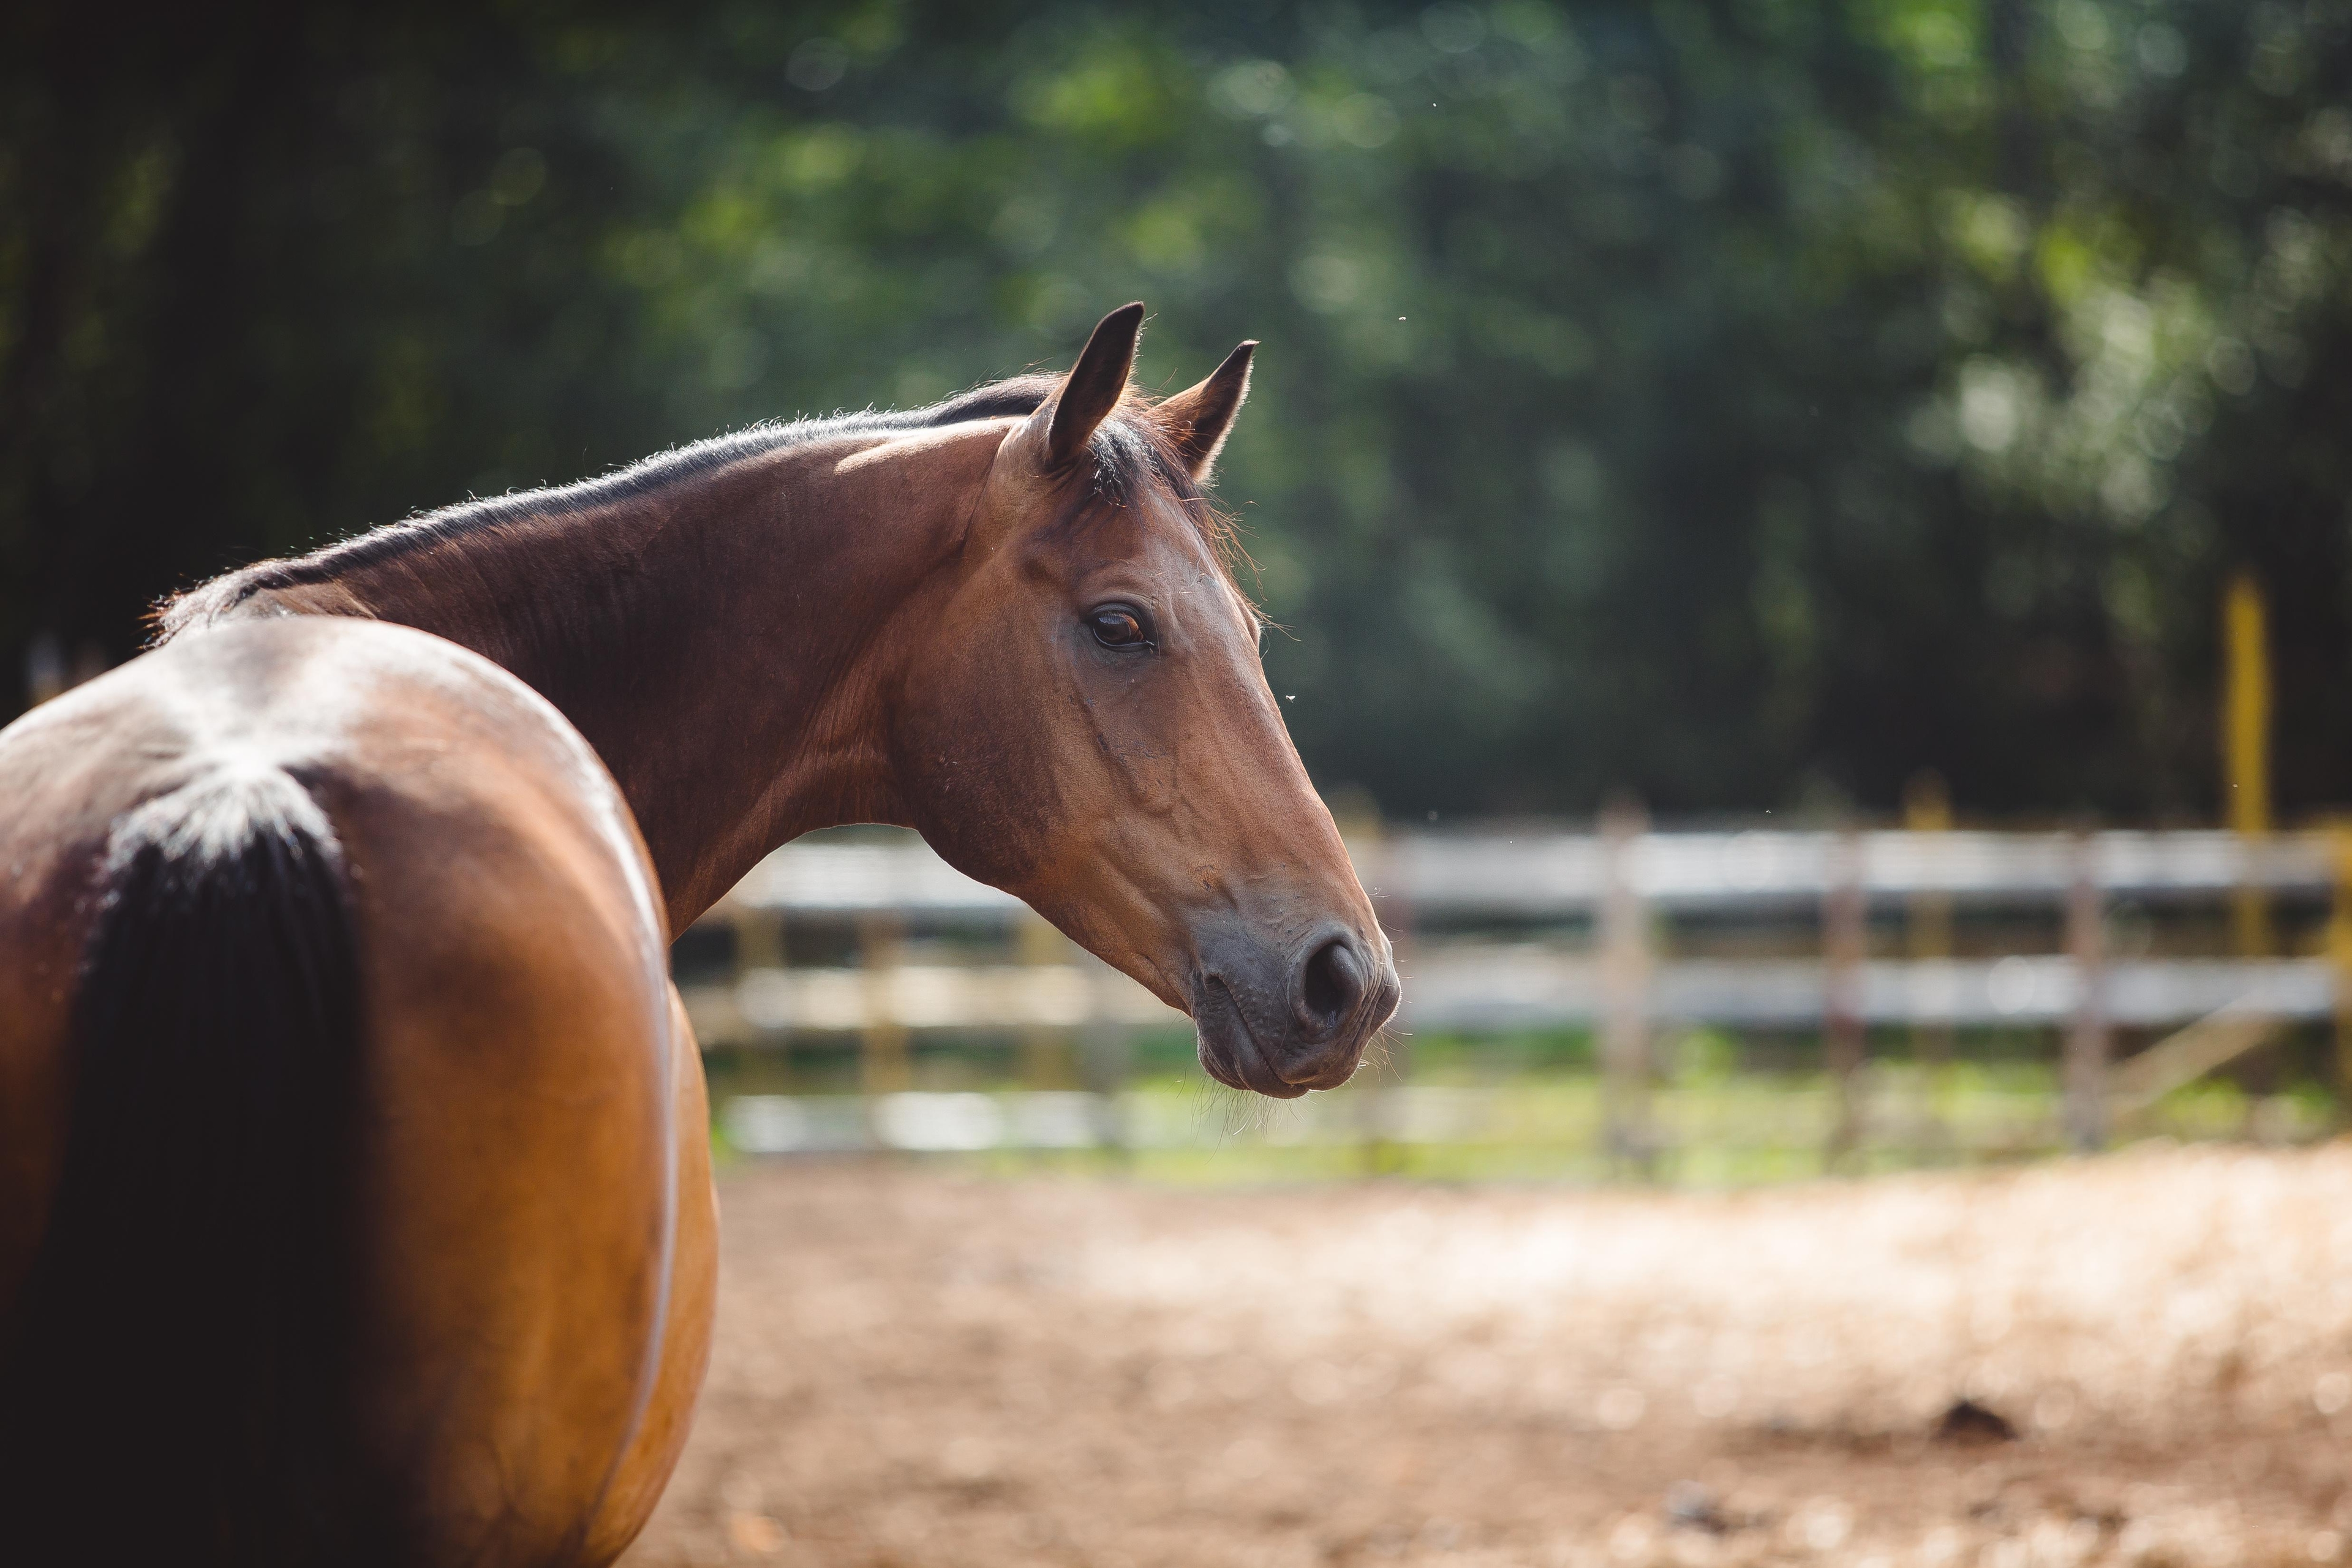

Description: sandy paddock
[622,1144,2352,1567]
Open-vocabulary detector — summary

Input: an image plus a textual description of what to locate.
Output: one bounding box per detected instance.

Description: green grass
[706,1046,2343,1189]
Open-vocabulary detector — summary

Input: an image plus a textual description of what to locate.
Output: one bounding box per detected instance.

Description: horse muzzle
[1189,921,1401,1099]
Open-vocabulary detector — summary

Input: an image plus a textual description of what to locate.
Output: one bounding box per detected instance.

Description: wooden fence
[684,825,2352,1159]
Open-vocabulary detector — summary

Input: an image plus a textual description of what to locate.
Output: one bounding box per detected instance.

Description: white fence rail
[684,952,2337,1038]
[722,829,2339,917]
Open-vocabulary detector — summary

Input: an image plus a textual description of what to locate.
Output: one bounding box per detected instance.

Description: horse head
[891,304,1400,1097]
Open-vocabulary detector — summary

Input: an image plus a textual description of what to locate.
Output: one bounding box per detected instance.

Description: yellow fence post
[2224,571,2274,957]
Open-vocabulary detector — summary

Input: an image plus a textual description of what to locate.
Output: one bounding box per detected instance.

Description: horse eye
[1088,605,1152,649]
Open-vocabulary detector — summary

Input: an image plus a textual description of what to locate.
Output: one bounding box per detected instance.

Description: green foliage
[7,1,2352,818]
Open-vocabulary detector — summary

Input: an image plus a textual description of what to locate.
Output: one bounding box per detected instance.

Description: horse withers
[0,303,1399,1564]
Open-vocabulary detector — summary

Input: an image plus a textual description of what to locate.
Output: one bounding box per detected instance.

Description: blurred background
[17,4,2352,1563]
[15,0,2352,1156]
[13,0,2352,818]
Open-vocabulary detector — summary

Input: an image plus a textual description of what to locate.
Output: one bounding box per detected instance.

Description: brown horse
[0,304,1397,1564]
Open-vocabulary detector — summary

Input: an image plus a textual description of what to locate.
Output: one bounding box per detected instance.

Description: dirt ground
[620,1145,2352,1567]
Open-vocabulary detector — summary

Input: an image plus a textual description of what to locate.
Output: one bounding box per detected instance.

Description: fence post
[2332,827,2352,1120]
[856,910,911,1098]
[1903,772,1954,1061]
[1599,798,1653,1176]
[1016,911,1076,1090]
[731,897,787,1078]
[1904,772,1956,1156]
[2064,833,2108,1152]
[1347,813,1408,1175]
[1823,827,1867,1167]
[1063,941,1133,1155]
[2225,571,2274,957]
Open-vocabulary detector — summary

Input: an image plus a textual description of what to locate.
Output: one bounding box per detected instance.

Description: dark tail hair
[0,766,383,1566]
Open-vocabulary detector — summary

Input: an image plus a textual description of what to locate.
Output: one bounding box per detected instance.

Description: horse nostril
[1299,936,1365,1031]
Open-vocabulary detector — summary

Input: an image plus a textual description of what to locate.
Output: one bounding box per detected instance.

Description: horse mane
[157,373,1244,640]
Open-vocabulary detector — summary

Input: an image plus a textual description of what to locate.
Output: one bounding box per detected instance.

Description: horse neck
[270,431,1000,929]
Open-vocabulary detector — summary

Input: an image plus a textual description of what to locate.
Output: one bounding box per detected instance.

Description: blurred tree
[5,0,2350,823]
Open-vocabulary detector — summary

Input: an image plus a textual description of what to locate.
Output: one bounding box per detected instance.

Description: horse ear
[1031,303,1145,470]
[1155,341,1256,480]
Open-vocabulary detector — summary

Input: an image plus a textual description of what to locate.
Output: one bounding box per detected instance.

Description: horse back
[0,617,710,1565]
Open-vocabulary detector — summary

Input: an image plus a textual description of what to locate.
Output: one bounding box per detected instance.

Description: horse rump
[0,765,392,1566]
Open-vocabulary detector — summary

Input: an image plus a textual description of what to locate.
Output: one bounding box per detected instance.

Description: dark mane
[157,372,1234,639]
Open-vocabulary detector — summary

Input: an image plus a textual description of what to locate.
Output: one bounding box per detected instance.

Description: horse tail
[0,764,386,1567]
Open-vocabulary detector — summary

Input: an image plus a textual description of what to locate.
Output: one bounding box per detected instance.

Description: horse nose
[1294,930,1373,1039]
